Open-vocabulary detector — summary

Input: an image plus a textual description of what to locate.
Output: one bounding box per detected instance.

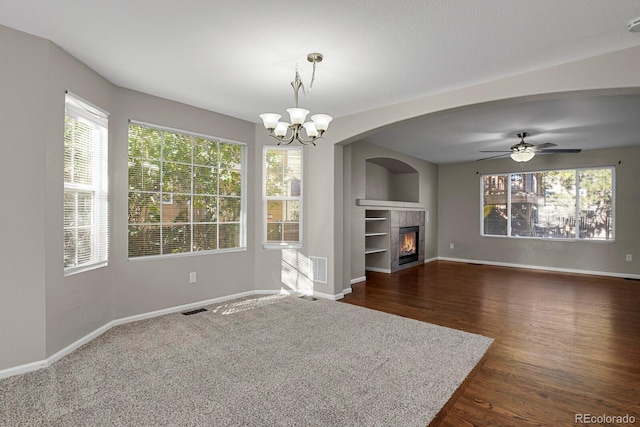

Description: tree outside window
[263,147,302,247]
[482,168,613,240]
[128,122,245,258]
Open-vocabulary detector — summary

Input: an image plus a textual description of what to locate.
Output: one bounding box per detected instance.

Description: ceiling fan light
[510,150,535,162]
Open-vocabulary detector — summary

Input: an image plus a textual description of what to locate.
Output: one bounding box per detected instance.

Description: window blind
[263,146,303,247]
[64,92,109,273]
[127,121,246,258]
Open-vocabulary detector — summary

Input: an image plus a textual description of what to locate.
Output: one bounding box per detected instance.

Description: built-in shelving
[365,232,387,237]
[365,210,391,272]
[365,247,387,255]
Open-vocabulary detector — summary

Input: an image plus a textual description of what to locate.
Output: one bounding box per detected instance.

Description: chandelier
[259,53,332,145]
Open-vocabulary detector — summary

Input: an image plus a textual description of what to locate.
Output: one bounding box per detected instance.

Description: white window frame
[262,146,303,249]
[480,166,615,242]
[64,92,109,275]
[127,121,247,259]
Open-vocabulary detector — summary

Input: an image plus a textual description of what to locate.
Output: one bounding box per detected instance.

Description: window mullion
[217,142,221,250]
[574,169,580,239]
[159,130,164,255]
[507,173,512,237]
[74,190,79,266]
[190,136,194,253]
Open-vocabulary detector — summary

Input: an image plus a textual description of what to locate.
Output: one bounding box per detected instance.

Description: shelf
[365,247,387,255]
[358,199,425,209]
[365,209,390,269]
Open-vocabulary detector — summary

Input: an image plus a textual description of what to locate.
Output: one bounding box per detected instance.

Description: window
[64,93,109,273]
[128,122,246,258]
[481,168,614,240]
[263,146,302,248]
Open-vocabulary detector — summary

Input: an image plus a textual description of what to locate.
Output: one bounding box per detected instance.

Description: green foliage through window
[482,168,614,240]
[263,147,302,246]
[128,122,245,258]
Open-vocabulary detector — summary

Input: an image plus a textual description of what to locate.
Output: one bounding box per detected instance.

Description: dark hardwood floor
[340,261,640,426]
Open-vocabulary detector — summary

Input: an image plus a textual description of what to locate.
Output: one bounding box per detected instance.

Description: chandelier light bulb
[287,108,309,125]
[311,114,333,131]
[274,122,289,137]
[303,122,319,138]
[259,113,281,130]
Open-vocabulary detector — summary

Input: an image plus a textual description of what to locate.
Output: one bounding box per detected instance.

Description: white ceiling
[2,0,640,163]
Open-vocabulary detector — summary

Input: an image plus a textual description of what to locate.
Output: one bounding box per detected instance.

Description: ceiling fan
[478,132,582,162]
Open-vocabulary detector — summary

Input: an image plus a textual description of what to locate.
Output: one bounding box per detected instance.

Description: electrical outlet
[450,243,454,249]
[189,272,197,283]
[626,254,633,262]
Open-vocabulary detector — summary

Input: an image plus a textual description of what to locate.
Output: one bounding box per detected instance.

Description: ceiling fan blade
[477,153,510,161]
[533,142,557,151]
[538,148,582,153]
[479,150,511,153]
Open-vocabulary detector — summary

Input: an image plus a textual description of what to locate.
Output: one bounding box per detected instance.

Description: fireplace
[399,226,419,265]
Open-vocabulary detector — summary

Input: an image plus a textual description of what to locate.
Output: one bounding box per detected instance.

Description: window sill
[127,247,247,262]
[263,242,303,250]
[64,261,108,277]
[481,234,615,243]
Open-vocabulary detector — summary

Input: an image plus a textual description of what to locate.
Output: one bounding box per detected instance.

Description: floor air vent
[182,308,208,316]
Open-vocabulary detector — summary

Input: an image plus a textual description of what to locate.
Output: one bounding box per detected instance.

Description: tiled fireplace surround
[391,210,425,272]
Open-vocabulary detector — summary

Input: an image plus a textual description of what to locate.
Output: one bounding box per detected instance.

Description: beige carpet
[0,294,493,426]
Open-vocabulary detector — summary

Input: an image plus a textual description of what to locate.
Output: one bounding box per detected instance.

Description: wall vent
[309,256,328,283]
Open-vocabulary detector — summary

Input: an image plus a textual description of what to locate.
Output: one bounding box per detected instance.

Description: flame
[400,233,417,256]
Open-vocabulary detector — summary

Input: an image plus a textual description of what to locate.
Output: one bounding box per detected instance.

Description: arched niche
[365,157,419,202]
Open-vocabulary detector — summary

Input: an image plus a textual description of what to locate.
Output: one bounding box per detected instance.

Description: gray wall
[45,36,116,359]
[0,25,257,371]
[0,25,48,370]
[392,173,419,203]
[348,140,438,281]
[110,89,256,320]
[365,162,393,200]
[438,146,640,275]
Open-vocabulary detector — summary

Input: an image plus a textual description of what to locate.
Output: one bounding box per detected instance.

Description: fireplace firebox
[399,226,419,265]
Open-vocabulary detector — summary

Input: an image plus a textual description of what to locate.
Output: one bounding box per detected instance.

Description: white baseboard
[313,290,344,300]
[0,289,291,380]
[438,257,640,280]
[350,276,366,285]
[342,287,353,295]
[424,257,438,264]
[365,267,391,273]
[0,360,48,380]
